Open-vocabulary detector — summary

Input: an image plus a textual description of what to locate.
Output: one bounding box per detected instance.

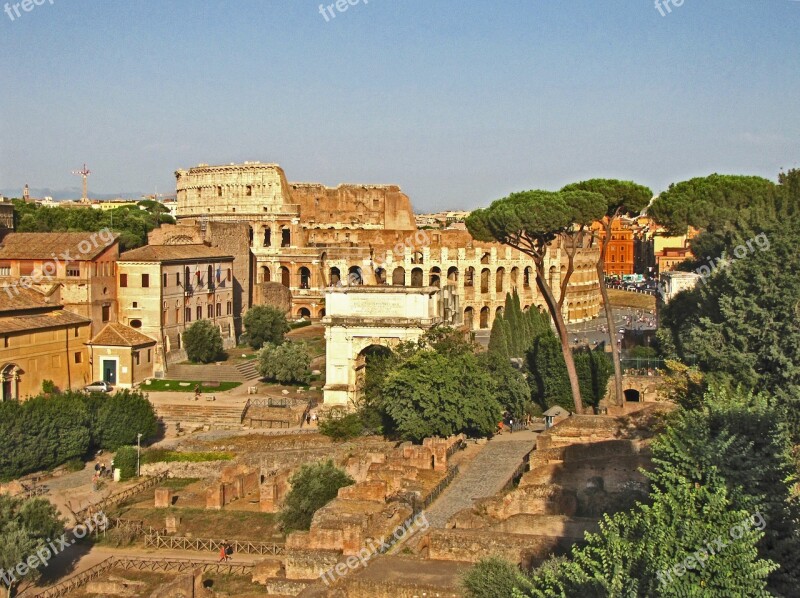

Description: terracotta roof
[0,232,118,261]
[88,323,157,347]
[0,286,59,314]
[119,244,234,263]
[0,309,91,335]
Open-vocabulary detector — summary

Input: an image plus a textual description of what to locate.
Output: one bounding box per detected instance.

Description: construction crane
[72,164,91,202]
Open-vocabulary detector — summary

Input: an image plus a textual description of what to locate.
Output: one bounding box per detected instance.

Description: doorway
[102,359,117,384]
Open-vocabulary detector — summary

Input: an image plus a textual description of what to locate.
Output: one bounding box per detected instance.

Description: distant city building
[659,271,700,303]
[117,244,236,374]
[0,286,92,401]
[0,199,14,241]
[592,218,635,276]
[87,322,157,388]
[0,232,120,336]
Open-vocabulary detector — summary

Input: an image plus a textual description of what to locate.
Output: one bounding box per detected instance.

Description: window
[0,262,10,276]
[132,302,138,308]
[3,336,8,348]
[120,273,128,287]
[185,307,191,322]
[74,352,82,364]
[67,266,80,277]
[130,319,142,329]
[227,268,232,282]
[147,349,151,362]
[246,185,252,196]
[226,301,232,315]
[142,274,150,288]
[19,262,33,276]
[176,272,181,286]
[163,273,168,287]
[74,326,79,338]
[207,304,213,319]
[196,306,202,321]
[134,352,140,366]
[102,305,110,322]
[216,303,221,317]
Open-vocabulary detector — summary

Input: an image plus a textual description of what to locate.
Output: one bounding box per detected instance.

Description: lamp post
[136,433,143,477]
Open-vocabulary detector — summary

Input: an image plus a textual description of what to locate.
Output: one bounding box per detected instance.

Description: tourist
[219,543,228,562]
[509,418,514,434]
[194,385,201,400]
[306,414,311,426]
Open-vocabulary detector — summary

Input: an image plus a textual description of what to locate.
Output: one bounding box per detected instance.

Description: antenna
[72,164,91,202]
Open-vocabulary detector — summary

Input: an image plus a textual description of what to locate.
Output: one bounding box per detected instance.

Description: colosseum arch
[392,267,406,286]
[429,267,441,288]
[411,268,424,288]
[447,267,459,284]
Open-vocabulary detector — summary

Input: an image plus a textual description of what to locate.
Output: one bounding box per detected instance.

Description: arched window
[375,268,387,285]
[411,268,424,288]
[207,265,213,289]
[281,226,291,248]
[261,266,271,283]
[348,266,363,286]
[447,267,459,284]
[299,267,311,289]
[280,266,290,288]
[330,267,341,286]
[392,267,406,286]
[263,226,271,247]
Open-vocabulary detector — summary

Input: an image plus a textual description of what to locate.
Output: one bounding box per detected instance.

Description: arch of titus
[322,286,457,407]
[157,162,601,339]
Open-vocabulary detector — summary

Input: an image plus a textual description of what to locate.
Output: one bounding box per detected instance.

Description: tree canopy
[182,320,225,364]
[243,305,290,350]
[279,460,354,532]
[258,342,312,385]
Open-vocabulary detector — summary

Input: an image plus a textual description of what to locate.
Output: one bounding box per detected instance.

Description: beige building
[0,287,92,401]
[167,162,601,330]
[117,244,236,374]
[0,232,119,336]
[87,323,158,388]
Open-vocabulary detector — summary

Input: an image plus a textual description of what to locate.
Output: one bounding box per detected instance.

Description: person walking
[218,543,228,562]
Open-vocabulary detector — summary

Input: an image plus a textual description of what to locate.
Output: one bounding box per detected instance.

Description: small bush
[183,320,225,363]
[42,379,58,394]
[319,413,364,441]
[258,342,312,385]
[280,460,354,532]
[65,457,85,472]
[114,446,138,481]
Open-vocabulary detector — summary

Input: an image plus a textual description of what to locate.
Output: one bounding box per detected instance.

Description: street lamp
[136,433,143,477]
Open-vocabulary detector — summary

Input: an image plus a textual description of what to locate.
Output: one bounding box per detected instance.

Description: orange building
[593,218,635,276]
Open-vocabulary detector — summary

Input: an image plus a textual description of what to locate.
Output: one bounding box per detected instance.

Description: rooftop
[0,309,90,335]
[0,286,60,314]
[0,232,118,261]
[119,244,234,263]
[89,323,157,347]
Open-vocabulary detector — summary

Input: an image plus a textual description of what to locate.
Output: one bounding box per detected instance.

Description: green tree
[279,460,354,532]
[182,320,224,364]
[0,495,64,598]
[527,332,572,412]
[94,390,158,450]
[467,189,607,413]
[243,305,290,350]
[318,413,364,441]
[462,557,532,598]
[381,350,502,442]
[258,342,311,385]
[574,347,613,409]
[487,314,510,362]
[562,179,652,407]
[113,446,138,481]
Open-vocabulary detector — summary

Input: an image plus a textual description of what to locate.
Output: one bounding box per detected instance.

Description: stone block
[165,515,181,534]
[252,559,284,584]
[154,487,173,509]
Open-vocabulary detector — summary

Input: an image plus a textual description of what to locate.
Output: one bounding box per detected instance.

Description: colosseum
[163,161,600,334]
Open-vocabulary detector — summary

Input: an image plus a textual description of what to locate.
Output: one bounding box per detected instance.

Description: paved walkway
[425,430,537,529]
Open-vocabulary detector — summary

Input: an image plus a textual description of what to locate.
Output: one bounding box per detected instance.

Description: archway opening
[1,364,20,402]
[261,266,271,283]
[480,306,490,329]
[298,307,311,319]
[348,266,363,286]
[392,267,406,286]
[375,268,387,285]
[299,267,311,289]
[464,307,475,330]
[447,267,459,284]
[411,268,424,288]
[330,267,341,286]
[357,345,395,403]
[624,389,641,403]
[280,266,291,288]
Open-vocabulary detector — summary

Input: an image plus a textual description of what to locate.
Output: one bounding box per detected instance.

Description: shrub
[65,457,85,472]
[183,320,225,363]
[0,393,91,481]
[463,557,531,598]
[41,379,58,394]
[114,446,138,481]
[94,390,158,450]
[243,305,289,349]
[258,342,312,385]
[319,413,364,441]
[280,460,354,532]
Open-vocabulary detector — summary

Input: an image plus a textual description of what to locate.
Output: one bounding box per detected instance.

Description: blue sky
[1,0,798,211]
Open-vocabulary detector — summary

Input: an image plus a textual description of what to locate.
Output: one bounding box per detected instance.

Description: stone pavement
[424,430,537,529]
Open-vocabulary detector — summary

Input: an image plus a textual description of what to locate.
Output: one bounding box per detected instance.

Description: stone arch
[447,266,459,284]
[299,267,311,289]
[318,308,326,318]
[263,226,272,247]
[348,266,363,286]
[1,363,21,402]
[329,267,341,287]
[281,226,291,247]
[429,267,441,288]
[465,267,475,287]
[510,267,519,288]
[261,266,271,283]
[375,267,387,285]
[496,267,505,293]
[298,307,312,318]
[280,266,291,288]
[464,306,475,330]
[392,267,406,286]
[524,266,533,288]
[480,268,490,294]
[480,252,490,265]
[480,306,490,329]
[411,251,424,265]
[624,389,641,402]
[411,268,424,288]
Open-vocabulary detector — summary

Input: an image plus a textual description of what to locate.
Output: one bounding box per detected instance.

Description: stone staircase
[155,403,245,431]
[235,360,262,381]
[164,363,244,382]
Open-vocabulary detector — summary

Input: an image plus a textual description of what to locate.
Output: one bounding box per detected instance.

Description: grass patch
[142,380,242,393]
[606,289,656,311]
[114,507,282,541]
[141,450,234,464]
